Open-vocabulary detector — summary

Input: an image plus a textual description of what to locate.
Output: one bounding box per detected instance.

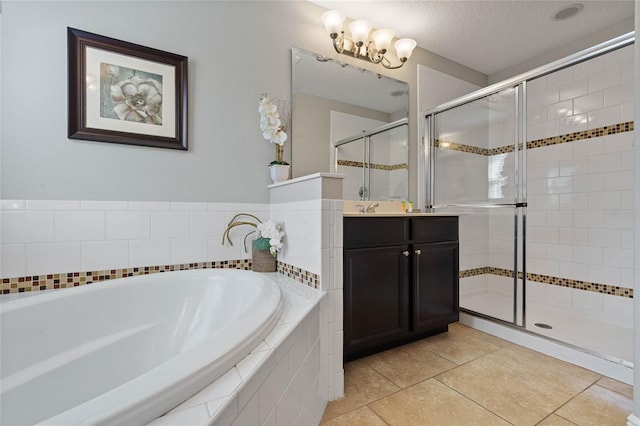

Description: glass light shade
[321,10,345,35]
[349,20,372,44]
[394,38,417,60]
[372,29,395,51]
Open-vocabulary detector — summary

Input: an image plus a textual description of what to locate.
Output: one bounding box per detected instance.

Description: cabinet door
[344,245,409,360]
[412,241,459,333]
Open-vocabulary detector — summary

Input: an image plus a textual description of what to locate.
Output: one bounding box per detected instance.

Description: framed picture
[68,27,188,150]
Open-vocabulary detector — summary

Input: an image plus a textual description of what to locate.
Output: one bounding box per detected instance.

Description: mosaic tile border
[1,260,319,294]
[436,121,634,156]
[337,159,408,171]
[435,140,490,156]
[527,121,633,149]
[277,262,320,289]
[460,267,633,298]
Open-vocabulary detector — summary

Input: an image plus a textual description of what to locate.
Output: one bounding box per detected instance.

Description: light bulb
[321,10,345,35]
[372,29,395,52]
[349,20,372,45]
[394,38,417,60]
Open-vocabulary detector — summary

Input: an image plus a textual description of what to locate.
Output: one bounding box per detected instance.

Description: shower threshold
[460,290,632,362]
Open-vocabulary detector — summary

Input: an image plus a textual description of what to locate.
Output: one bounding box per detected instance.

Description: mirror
[291,47,409,201]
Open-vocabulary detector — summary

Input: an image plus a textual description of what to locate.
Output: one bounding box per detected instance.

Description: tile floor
[321,323,633,426]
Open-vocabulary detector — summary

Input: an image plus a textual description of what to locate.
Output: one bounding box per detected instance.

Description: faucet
[366,203,379,213]
[355,204,366,214]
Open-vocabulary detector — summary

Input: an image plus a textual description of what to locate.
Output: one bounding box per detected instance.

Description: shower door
[426,85,526,326]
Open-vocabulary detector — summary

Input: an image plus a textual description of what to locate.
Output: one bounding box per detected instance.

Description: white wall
[1,2,289,202]
[1,1,486,204]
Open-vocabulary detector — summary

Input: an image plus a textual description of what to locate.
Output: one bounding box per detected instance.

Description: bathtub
[0,269,282,425]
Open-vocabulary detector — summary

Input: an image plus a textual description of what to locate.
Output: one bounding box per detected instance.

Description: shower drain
[534,323,553,329]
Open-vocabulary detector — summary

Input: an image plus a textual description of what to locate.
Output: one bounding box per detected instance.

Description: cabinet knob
[415,249,422,255]
[402,251,410,257]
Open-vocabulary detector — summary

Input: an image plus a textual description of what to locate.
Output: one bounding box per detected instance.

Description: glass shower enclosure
[426,86,526,326]
[334,118,409,201]
[424,33,635,366]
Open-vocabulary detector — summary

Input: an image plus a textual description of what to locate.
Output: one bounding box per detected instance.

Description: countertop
[343,212,462,217]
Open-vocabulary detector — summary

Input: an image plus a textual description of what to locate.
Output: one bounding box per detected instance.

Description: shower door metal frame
[426,83,526,326]
[423,31,634,329]
[334,118,409,201]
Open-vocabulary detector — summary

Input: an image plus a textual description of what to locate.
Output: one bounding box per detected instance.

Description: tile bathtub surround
[0,199,325,292]
[149,273,327,426]
[0,259,320,294]
[268,173,345,402]
[277,262,320,289]
[0,200,271,278]
[321,323,633,426]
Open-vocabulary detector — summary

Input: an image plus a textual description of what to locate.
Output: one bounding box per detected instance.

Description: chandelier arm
[380,56,407,70]
[367,42,385,64]
[331,32,345,54]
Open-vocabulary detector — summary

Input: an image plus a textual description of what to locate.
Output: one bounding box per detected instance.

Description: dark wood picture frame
[68,27,188,150]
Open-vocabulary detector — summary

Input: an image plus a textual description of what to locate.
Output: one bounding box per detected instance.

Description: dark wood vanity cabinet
[343,216,459,361]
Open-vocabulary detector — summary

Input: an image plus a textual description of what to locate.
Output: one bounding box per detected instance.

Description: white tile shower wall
[436,151,488,204]
[459,212,490,271]
[0,200,270,278]
[526,45,634,326]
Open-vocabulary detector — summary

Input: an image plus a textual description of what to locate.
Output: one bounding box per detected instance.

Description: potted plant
[259,93,290,183]
[221,213,285,272]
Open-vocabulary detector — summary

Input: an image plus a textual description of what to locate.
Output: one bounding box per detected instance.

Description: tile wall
[525,44,635,324]
[451,44,635,330]
[0,200,269,284]
[268,173,345,401]
[1,174,345,421]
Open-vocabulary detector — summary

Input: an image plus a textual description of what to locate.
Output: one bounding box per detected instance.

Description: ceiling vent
[552,3,584,21]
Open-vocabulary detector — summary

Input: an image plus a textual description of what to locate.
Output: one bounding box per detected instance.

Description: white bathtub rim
[0,268,258,311]
[60,299,283,426]
[204,286,323,425]
[153,273,325,426]
[2,269,283,426]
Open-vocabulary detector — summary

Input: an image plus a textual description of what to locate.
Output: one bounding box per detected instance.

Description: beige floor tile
[554,385,633,426]
[437,347,600,425]
[369,378,511,426]
[412,323,506,365]
[536,414,578,425]
[596,376,633,399]
[364,341,457,388]
[449,322,515,348]
[320,406,387,426]
[321,358,400,421]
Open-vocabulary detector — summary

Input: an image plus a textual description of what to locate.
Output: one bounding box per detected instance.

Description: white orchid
[221,214,285,258]
[257,220,285,256]
[259,94,288,145]
[259,94,290,165]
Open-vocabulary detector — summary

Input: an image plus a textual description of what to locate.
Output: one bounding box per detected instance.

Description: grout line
[546,378,603,423]
[434,375,516,425]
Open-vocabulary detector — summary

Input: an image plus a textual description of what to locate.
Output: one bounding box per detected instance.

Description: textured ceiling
[310,0,634,75]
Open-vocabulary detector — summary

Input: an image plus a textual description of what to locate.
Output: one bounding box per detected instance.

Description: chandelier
[320,10,417,70]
